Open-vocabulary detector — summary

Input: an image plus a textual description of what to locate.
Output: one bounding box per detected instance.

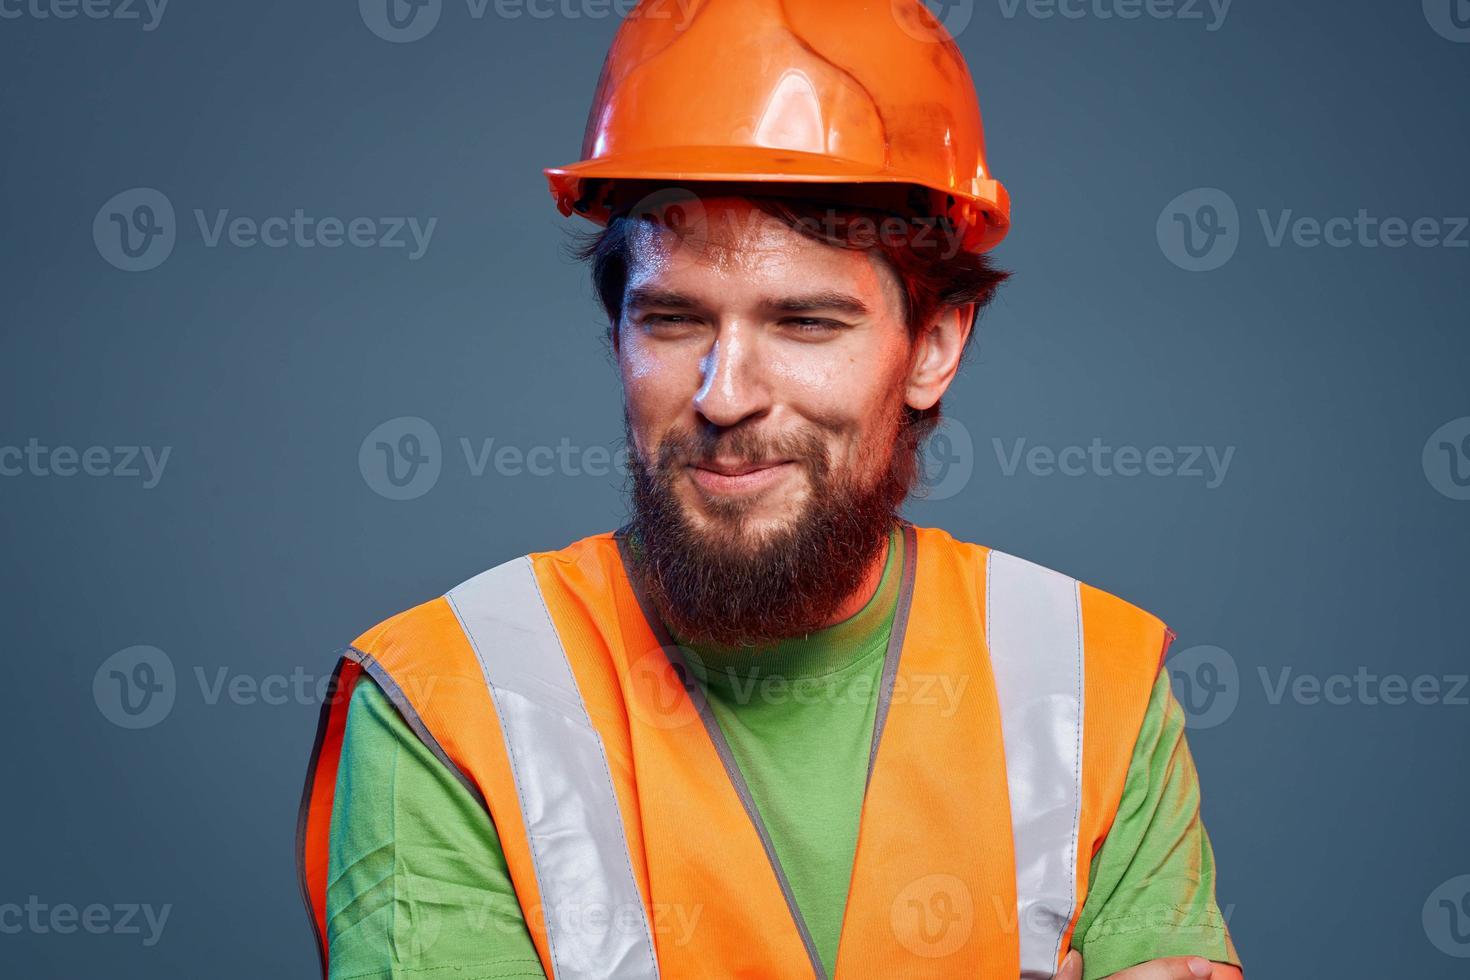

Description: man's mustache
[651,427,830,476]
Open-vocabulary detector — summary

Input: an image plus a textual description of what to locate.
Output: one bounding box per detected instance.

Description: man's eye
[784,317,842,335]
[639,314,697,332]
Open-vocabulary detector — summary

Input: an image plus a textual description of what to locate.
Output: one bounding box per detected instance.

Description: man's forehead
[623,197,899,308]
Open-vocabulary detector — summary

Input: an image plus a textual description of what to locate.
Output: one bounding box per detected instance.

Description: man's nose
[692,325,772,428]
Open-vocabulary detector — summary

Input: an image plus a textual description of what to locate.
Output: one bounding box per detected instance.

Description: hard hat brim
[545,145,1010,252]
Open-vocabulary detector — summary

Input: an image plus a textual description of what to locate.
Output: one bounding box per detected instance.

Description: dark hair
[572,184,1011,434]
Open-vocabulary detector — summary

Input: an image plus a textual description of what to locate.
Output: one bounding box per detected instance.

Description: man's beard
[624,408,921,648]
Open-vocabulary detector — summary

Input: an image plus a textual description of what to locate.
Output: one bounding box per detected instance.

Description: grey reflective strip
[446,556,660,980]
[866,521,918,788]
[986,550,1086,980]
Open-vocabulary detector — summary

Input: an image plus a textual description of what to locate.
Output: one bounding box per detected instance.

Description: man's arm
[324,676,548,980]
[1068,669,1243,979]
[1060,950,1244,979]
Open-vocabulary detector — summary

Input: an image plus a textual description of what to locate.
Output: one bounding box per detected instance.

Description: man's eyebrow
[763,291,871,318]
[624,286,704,311]
[623,287,872,318]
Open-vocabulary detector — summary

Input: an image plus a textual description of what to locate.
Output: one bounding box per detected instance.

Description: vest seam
[344,646,490,812]
[864,519,918,790]
[614,531,828,980]
[1059,580,1085,968]
[660,640,831,980]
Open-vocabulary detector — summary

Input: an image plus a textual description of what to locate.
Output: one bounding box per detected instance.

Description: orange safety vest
[297,523,1170,980]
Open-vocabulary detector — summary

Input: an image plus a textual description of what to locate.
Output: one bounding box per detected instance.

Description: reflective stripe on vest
[987,549,1085,978]
[445,556,661,980]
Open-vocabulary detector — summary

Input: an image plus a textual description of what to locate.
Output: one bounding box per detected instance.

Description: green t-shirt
[323,531,1240,980]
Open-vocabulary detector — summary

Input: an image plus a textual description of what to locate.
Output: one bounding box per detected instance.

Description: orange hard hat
[544,0,1011,252]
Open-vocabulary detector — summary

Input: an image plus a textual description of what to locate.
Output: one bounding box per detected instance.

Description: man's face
[616,196,952,646]
[619,197,914,538]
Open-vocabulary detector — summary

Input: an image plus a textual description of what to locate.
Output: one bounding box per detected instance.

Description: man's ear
[906,303,976,412]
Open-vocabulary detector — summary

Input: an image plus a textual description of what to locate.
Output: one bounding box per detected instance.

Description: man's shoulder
[346,529,624,656]
[916,524,1173,663]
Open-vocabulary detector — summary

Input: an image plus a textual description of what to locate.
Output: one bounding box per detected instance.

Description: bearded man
[298,4,1244,979]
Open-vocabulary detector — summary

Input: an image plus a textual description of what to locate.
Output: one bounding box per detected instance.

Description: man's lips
[687,459,797,495]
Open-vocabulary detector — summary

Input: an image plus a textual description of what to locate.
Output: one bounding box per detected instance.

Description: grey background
[2,0,1467,976]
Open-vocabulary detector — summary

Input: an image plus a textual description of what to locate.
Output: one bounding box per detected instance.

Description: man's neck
[815,532,891,629]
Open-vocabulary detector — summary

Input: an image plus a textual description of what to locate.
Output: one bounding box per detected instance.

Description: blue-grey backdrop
[2,1,1467,977]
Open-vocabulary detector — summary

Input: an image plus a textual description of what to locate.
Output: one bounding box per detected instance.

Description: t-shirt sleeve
[325,675,548,980]
[1070,669,1242,979]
